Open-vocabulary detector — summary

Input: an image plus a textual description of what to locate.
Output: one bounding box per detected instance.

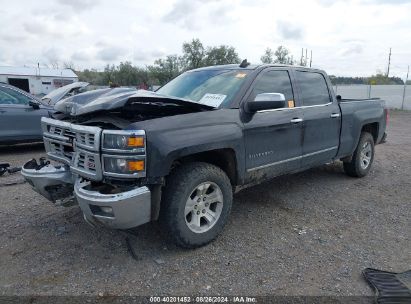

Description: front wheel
[159,162,232,248]
[343,132,375,177]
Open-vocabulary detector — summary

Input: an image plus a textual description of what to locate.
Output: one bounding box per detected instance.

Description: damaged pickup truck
[22,64,388,248]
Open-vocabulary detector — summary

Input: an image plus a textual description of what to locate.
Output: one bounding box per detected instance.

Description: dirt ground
[0,111,410,297]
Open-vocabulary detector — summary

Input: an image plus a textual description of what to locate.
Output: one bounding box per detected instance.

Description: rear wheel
[343,132,375,177]
[159,162,232,248]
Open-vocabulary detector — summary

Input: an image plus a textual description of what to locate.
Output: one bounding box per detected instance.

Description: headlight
[102,130,145,153]
[102,155,146,178]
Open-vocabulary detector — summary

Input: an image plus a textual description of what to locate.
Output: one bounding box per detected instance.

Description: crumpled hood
[54,88,214,116]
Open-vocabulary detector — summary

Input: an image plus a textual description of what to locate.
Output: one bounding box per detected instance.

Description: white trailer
[0,66,78,96]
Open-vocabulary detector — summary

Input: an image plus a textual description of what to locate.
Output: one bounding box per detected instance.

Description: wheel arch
[170,148,239,186]
[361,122,379,143]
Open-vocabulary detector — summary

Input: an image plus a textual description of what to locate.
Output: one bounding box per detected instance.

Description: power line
[310,50,312,67]
[402,65,409,110]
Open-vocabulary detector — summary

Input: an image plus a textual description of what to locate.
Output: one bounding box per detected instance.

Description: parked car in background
[0,83,53,144]
[41,82,89,105]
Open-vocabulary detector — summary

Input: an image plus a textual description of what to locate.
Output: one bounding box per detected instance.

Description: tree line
[74,38,405,87]
[76,38,242,87]
[330,74,405,85]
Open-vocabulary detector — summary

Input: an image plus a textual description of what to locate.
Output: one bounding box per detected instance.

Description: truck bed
[337,98,387,159]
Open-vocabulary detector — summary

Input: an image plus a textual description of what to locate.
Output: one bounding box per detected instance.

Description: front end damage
[21,116,153,229]
[21,89,213,230]
[22,160,152,229]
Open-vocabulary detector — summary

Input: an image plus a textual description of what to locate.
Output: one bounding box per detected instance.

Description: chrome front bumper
[75,179,151,229]
[21,159,152,229]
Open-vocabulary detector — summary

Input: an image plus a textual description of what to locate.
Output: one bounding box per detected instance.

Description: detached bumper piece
[21,158,76,206]
[75,179,151,229]
[21,158,152,229]
[363,268,411,304]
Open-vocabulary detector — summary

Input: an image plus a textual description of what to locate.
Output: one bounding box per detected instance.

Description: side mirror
[247,93,286,112]
[29,100,40,110]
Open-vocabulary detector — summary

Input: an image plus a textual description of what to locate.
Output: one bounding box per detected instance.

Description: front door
[243,69,303,183]
[0,86,47,142]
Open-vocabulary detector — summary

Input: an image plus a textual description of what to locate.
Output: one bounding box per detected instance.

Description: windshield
[157,69,250,108]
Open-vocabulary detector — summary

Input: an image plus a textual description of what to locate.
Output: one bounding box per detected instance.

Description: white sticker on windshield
[199,93,227,107]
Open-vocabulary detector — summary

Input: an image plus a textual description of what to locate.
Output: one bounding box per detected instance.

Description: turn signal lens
[127,136,144,147]
[128,160,145,171]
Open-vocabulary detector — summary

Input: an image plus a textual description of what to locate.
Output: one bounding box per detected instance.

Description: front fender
[146,123,244,181]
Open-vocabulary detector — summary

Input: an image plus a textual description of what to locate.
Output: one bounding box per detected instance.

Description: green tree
[182,38,205,70]
[148,55,183,85]
[260,48,275,64]
[274,46,294,65]
[204,45,241,66]
[102,64,116,85]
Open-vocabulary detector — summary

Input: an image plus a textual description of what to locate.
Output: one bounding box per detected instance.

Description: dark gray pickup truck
[22,64,388,248]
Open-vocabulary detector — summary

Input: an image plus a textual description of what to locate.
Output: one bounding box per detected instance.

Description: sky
[0,0,410,78]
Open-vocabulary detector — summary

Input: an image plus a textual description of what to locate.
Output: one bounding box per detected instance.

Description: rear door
[294,70,341,168]
[0,86,48,142]
[243,68,304,182]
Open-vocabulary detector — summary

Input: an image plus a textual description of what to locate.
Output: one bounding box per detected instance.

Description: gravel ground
[0,111,410,297]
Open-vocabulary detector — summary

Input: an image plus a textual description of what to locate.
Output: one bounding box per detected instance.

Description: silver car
[0,83,53,144]
[41,82,89,105]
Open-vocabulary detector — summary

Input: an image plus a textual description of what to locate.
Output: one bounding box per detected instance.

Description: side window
[295,71,331,106]
[0,88,18,104]
[0,87,31,105]
[251,70,294,103]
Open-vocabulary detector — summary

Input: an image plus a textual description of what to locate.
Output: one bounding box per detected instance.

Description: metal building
[0,66,78,96]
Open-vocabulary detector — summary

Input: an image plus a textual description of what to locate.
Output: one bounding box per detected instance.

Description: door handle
[330,113,340,118]
[290,118,303,123]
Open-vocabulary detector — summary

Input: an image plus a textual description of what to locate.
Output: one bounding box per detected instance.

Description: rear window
[295,71,331,106]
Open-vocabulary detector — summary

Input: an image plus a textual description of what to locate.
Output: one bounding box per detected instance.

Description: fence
[333,85,411,110]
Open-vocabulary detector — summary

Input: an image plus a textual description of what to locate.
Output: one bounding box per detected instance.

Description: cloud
[71,50,93,61]
[362,0,411,4]
[42,47,62,63]
[97,46,127,61]
[22,16,90,38]
[57,0,99,10]
[0,34,28,43]
[276,21,304,40]
[316,0,342,6]
[318,0,411,5]
[339,44,364,56]
[162,0,202,29]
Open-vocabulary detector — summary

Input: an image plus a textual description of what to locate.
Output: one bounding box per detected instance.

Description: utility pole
[402,65,409,110]
[300,48,304,66]
[387,48,392,77]
[305,49,308,67]
[309,50,312,67]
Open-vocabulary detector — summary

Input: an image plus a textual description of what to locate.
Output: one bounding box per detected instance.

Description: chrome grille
[41,117,102,180]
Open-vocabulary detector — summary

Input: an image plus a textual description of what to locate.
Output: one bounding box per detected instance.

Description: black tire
[343,132,375,177]
[159,162,232,248]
